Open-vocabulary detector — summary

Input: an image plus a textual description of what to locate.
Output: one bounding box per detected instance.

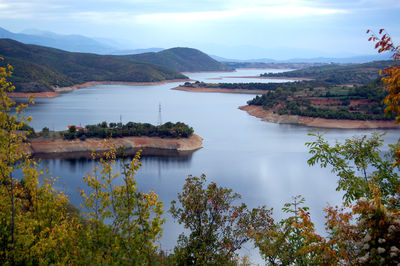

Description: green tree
[170,174,273,265]
[306,132,400,205]
[252,196,319,265]
[68,125,76,134]
[79,147,165,264]
[40,126,49,137]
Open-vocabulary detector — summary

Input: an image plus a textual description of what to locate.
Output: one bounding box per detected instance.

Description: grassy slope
[122,47,232,72]
[0,39,187,92]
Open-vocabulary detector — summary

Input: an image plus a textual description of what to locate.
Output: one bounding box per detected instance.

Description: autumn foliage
[367,29,400,123]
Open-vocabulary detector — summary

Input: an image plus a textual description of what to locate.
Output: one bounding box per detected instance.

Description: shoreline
[7,91,60,98]
[180,70,235,74]
[8,79,194,98]
[53,79,195,93]
[172,86,266,94]
[225,76,312,81]
[28,134,203,159]
[239,105,400,129]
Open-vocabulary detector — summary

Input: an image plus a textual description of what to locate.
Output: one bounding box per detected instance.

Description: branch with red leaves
[367,29,400,61]
[367,29,400,123]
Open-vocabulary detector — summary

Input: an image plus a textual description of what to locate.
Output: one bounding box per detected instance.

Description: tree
[368,29,400,168]
[0,59,32,262]
[288,184,400,265]
[40,126,49,137]
[79,147,165,264]
[252,131,400,265]
[0,59,81,265]
[170,174,273,265]
[306,132,400,205]
[368,29,400,122]
[252,196,320,265]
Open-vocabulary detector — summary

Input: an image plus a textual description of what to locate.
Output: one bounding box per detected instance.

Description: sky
[0,0,399,59]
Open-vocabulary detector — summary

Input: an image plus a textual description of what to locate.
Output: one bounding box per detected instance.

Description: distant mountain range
[0,39,186,92]
[0,27,391,64]
[211,53,392,64]
[0,27,229,73]
[122,47,231,72]
[0,27,117,54]
[0,27,165,55]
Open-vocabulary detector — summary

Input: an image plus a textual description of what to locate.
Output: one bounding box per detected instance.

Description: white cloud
[0,0,66,19]
[0,0,347,24]
[135,4,347,24]
[136,10,239,24]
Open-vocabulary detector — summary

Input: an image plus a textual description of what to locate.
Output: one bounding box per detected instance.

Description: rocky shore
[28,134,203,159]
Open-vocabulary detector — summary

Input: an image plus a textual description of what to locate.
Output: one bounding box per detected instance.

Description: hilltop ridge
[0,39,187,92]
[122,47,232,72]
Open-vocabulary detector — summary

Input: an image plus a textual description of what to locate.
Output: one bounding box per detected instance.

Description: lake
[22,68,400,261]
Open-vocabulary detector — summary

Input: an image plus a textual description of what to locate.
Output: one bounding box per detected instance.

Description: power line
[158,103,162,126]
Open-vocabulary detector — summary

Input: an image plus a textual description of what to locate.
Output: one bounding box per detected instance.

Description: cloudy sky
[1,0,399,59]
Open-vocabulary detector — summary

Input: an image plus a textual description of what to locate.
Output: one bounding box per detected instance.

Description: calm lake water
[22,68,400,261]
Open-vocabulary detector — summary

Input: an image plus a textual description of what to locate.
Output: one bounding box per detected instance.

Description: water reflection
[40,152,193,172]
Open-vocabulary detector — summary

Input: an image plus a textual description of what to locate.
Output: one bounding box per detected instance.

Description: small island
[27,121,203,158]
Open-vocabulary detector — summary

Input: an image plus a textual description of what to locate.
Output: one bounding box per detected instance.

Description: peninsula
[27,121,203,158]
[173,63,400,129]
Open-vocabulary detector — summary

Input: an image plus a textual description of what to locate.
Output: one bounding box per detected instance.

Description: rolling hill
[0,39,187,92]
[122,47,232,72]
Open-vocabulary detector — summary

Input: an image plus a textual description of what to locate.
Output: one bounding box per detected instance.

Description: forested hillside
[261,60,394,85]
[0,39,187,92]
[246,79,393,120]
[122,47,232,72]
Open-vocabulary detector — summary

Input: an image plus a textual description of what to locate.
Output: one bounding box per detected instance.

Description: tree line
[62,121,194,140]
[183,80,329,91]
